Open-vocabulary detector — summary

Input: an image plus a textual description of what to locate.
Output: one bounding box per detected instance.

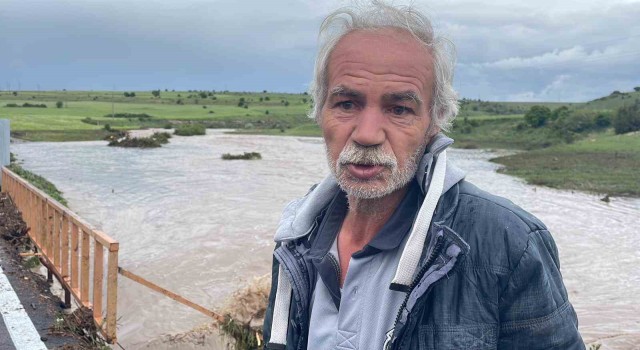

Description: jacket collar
[274,133,466,243]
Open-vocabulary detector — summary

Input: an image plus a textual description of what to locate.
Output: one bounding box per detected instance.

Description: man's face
[320,28,436,199]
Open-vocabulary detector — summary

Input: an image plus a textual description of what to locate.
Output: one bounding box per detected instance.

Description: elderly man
[263,2,584,349]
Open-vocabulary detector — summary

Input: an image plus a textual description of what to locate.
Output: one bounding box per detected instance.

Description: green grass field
[491,131,640,196]
[0,90,311,141]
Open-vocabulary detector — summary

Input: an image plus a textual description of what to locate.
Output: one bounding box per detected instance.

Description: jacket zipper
[389,235,445,349]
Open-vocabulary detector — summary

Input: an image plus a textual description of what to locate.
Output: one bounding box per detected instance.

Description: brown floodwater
[12,130,639,349]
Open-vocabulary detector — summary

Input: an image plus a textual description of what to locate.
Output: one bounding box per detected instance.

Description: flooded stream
[11,130,640,349]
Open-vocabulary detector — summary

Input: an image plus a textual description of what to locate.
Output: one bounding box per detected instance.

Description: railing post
[106,243,119,343]
[81,229,90,305]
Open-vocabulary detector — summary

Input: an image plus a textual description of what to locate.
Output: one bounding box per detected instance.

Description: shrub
[151,132,171,144]
[613,101,640,134]
[81,117,99,125]
[524,106,551,128]
[174,124,206,136]
[264,96,270,101]
[103,124,112,131]
[552,110,600,134]
[56,101,64,108]
[108,137,162,148]
[222,152,262,160]
[103,113,153,119]
[151,89,161,98]
[593,113,612,128]
[5,103,19,107]
[21,103,47,108]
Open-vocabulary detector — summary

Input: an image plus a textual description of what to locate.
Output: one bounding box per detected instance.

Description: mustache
[337,143,397,168]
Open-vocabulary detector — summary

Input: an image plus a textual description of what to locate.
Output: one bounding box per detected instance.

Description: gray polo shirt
[307,182,422,350]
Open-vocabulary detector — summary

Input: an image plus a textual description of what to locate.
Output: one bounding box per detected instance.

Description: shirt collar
[309,180,423,260]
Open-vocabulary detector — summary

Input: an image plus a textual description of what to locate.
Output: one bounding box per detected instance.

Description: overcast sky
[1,0,639,102]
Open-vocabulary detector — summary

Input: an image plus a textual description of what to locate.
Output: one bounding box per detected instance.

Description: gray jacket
[263,135,584,349]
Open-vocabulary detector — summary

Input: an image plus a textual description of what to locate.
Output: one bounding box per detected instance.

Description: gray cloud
[1,0,639,101]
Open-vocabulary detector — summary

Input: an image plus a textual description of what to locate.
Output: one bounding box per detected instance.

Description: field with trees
[2,88,639,196]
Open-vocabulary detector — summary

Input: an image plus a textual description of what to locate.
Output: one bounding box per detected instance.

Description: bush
[174,124,206,136]
[56,101,64,108]
[151,132,171,144]
[103,113,153,119]
[151,89,161,98]
[108,137,162,148]
[81,117,99,125]
[5,103,19,108]
[222,152,262,160]
[550,110,611,143]
[613,101,640,134]
[524,106,551,128]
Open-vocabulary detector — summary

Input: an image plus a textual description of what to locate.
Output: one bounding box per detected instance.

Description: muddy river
[11,130,640,349]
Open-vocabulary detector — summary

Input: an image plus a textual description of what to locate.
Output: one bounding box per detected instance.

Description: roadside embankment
[0,192,98,349]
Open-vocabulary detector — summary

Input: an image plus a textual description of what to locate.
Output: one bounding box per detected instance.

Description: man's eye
[391,106,412,116]
[338,101,355,111]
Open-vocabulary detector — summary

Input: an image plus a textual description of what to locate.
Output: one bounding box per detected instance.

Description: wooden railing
[1,167,119,343]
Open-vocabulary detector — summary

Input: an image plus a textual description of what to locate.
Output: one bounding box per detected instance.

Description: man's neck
[342,186,409,247]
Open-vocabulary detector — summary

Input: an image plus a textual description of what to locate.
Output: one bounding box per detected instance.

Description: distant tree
[264,96,270,101]
[634,87,640,92]
[12,91,17,96]
[199,92,207,99]
[284,101,290,107]
[56,101,63,108]
[259,97,264,102]
[263,90,267,93]
[151,89,161,98]
[524,105,551,128]
[265,110,269,115]
[613,101,640,134]
[302,98,307,104]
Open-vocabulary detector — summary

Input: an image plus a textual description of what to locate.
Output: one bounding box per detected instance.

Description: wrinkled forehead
[326,28,435,93]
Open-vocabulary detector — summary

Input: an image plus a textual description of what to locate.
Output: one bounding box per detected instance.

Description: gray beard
[325,140,427,200]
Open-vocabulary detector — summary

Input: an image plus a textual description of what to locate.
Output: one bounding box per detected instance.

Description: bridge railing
[1,166,119,343]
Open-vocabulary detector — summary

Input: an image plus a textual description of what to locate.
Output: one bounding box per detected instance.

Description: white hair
[308,0,459,131]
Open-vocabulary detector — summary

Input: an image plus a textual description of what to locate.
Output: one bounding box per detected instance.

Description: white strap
[390,150,447,288]
[269,264,292,346]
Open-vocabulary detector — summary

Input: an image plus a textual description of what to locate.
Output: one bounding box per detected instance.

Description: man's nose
[351,106,386,147]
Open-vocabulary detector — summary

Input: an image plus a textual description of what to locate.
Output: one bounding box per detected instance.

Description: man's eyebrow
[383,90,423,106]
[328,85,363,99]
